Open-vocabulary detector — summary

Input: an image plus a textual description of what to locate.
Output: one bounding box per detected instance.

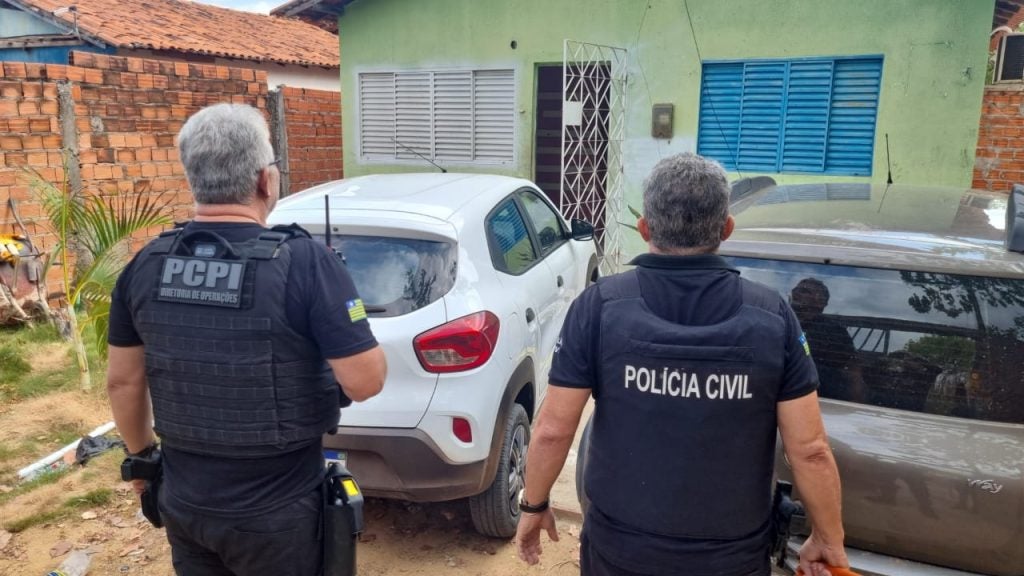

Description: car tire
[586,257,599,287]
[470,403,529,538]
[575,413,593,518]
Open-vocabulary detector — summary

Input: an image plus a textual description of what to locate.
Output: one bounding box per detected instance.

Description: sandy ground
[0,388,582,574]
[2,482,584,576]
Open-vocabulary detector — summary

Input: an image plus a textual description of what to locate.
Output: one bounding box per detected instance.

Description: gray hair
[642,153,730,252]
[177,103,274,205]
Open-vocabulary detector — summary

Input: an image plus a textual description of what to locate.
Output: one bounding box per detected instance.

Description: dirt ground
[0,390,583,576]
[2,483,584,576]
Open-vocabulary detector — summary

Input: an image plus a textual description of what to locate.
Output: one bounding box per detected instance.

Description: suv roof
[723,183,1024,279]
[274,172,534,223]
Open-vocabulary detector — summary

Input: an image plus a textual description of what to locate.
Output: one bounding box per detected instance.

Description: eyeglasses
[259,158,281,174]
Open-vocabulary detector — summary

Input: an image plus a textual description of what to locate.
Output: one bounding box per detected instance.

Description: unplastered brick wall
[281,86,343,194]
[0,52,268,297]
[0,61,73,291]
[972,85,1024,194]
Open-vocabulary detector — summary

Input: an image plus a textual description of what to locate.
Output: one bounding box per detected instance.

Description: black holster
[121,449,163,528]
[323,462,364,576]
[771,480,806,568]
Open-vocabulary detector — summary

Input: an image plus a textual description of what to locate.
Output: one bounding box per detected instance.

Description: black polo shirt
[550,252,817,575]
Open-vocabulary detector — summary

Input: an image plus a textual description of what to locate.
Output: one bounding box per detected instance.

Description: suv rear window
[320,234,457,317]
[728,257,1024,425]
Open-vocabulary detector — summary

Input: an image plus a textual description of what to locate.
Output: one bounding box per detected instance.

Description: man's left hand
[515,509,559,565]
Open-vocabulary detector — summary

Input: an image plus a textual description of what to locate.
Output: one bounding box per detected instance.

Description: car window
[516,189,566,255]
[728,257,1024,425]
[487,199,538,274]
[318,234,457,317]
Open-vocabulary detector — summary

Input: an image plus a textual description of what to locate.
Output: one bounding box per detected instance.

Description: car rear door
[486,197,556,390]
[514,188,583,394]
[730,257,1024,576]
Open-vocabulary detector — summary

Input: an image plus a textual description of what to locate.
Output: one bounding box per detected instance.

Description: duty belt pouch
[323,462,364,576]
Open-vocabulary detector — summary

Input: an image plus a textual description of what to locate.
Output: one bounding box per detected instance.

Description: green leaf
[23,157,174,362]
[628,204,642,219]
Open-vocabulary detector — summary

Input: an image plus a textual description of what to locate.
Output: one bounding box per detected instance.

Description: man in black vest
[515,153,847,576]
[107,103,386,575]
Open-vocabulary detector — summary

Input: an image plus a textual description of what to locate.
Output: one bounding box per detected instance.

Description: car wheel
[586,257,599,287]
[575,413,593,518]
[470,403,529,538]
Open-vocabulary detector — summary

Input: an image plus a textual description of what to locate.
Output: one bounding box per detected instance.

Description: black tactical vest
[124,224,340,458]
[585,270,787,539]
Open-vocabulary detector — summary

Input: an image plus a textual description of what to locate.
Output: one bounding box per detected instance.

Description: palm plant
[24,164,172,390]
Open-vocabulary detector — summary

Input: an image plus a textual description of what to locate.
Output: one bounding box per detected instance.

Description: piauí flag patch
[798,332,811,356]
[346,299,367,322]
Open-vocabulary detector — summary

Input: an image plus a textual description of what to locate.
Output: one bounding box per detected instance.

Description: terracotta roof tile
[14,0,340,67]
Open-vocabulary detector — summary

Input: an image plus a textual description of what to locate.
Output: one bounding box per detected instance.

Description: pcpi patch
[157,256,246,308]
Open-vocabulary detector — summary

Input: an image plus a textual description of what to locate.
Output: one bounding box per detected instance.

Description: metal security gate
[560,40,627,275]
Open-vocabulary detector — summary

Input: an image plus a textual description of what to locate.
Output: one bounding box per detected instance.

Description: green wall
[337,0,993,252]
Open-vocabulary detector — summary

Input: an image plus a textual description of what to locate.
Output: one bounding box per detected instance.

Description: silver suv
[578,181,1024,576]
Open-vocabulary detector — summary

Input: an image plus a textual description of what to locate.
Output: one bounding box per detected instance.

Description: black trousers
[159,486,323,576]
[581,530,651,576]
[580,528,772,576]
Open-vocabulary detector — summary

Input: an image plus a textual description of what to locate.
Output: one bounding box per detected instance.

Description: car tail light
[413,311,500,373]
[452,417,472,443]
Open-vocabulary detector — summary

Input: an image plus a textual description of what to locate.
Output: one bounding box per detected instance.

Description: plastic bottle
[46,550,91,576]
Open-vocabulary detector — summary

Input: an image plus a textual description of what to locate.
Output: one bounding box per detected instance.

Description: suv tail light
[414,311,500,373]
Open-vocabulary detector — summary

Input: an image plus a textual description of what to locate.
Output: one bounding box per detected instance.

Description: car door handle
[525,308,536,323]
[556,275,564,287]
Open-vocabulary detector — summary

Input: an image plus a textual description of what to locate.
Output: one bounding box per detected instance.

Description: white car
[269,172,598,537]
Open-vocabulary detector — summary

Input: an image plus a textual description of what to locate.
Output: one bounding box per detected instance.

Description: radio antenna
[324,194,332,248]
[391,137,447,173]
[885,133,893,185]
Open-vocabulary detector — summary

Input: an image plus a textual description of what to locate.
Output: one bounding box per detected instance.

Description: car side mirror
[571,219,594,241]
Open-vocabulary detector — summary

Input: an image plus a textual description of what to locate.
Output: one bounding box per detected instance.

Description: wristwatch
[518,490,549,514]
[125,441,159,459]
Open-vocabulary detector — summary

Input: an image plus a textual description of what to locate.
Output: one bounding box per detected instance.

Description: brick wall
[281,86,343,194]
[1,52,342,299]
[1,61,80,291]
[972,85,1024,193]
[1,53,267,295]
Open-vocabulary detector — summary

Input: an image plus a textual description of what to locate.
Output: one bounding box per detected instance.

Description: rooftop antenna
[391,137,446,173]
[885,133,893,185]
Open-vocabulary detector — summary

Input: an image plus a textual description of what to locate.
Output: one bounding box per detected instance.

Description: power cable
[683,0,744,178]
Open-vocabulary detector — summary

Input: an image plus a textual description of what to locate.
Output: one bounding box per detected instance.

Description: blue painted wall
[0,7,59,36]
[0,45,113,63]
[0,7,113,63]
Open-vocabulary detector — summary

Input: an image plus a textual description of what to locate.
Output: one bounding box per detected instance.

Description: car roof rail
[1009,184,1024,253]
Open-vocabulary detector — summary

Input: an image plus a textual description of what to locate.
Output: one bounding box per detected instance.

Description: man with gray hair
[107,103,386,575]
[516,153,847,575]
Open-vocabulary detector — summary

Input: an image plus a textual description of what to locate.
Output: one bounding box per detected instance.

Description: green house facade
[278,0,993,253]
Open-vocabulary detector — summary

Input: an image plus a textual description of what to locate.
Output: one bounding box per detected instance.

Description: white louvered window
[358,69,515,164]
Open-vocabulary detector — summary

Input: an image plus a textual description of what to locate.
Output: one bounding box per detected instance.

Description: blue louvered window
[697,56,882,176]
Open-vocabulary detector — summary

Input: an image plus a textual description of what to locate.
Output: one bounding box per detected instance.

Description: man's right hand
[515,508,559,565]
[799,532,849,576]
[131,478,146,496]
